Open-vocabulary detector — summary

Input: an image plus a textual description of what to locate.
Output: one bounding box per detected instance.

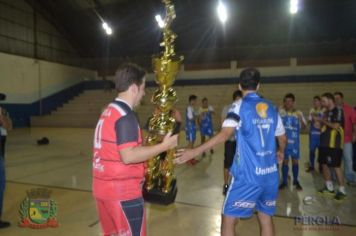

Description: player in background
[279,93,307,191]
[198,97,215,157]
[221,90,242,195]
[185,95,198,165]
[306,96,324,173]
[316,93,346,201]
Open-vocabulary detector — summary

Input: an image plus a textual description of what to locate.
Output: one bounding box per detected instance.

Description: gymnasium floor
[1,127,356,235]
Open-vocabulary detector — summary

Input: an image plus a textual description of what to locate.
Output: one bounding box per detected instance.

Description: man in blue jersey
[306,96,324,173]
[279,93,306,191]
[185,95,198,165]
[0,108,11,229]
[175,68,286,236]
[198,97,215,157]
[221,90,243,195]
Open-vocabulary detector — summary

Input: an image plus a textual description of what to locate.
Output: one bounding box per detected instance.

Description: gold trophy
[142,0,183,205]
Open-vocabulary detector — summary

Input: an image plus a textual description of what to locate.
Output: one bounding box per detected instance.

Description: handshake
[160,132,196,165]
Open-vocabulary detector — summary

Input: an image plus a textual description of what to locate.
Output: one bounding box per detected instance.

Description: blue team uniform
[199,106,214,137]
[279,109,304,160]
[308,108,323,169]
[309,126,320,151]
[185,106,196,142]
[222,93,285,218]
[309,108,323,150]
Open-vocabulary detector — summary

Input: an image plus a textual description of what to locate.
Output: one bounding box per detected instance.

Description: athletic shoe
[334,191,346,202]
[279,183,287,190]
[318,187,335,196]
[223,184,229,196]
[305,167,315,173]
[0,221,10,229]
[294,181,303,191]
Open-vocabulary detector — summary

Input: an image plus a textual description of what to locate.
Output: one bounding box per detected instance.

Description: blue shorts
[285,148,300,160]
[185,127,196,142]
[309,133,320,151]
[222,178,278,218]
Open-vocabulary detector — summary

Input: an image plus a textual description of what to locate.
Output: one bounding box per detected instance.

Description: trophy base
[143,179,177,205]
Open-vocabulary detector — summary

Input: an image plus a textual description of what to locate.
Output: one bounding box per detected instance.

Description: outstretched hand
[162,132,178,150]
[174,148,197,164]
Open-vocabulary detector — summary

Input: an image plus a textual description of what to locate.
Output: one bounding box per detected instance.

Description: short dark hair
[334,92,344,98]
[202,97,208,102]
[284,93,295,102]
[322,92,335,102]
[313,95,321,101]
[189,95,197,102]
[239,68,260,90]
[114,63,146,93]
[232,90,243,100]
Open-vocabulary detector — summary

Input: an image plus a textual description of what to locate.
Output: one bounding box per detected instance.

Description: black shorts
[319,147,343,168]
[224,140,236,169]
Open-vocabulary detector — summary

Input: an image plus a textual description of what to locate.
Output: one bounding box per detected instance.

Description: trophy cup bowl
[152,56,182,87]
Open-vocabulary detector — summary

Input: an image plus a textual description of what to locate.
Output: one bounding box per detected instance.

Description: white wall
[0,52,96,103]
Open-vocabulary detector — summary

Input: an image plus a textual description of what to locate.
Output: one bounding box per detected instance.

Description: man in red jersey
[92,63,178,236]
[334,92,356,185]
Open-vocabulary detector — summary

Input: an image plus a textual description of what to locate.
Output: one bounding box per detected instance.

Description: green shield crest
[29,199,50,224]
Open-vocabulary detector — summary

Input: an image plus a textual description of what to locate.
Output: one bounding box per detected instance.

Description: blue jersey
[308,108,323,135]
[199,106,214,137]
[185,106,196,130]
[222,93,285,185]
[308,108,323,150]
[279,109,305,156]
[185,106,196,141]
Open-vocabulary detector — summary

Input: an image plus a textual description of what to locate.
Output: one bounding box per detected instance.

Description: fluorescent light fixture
[217,1,228,23]
[102,21,113,35]
[290,0,299,14]
[155,14,165,28]
[105,27,112,35]
[102,22,108,30]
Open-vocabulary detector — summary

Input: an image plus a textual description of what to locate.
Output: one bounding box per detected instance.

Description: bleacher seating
[31,82,356,129]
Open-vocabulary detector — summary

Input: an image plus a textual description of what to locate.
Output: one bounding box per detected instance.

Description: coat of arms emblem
[19,188,59,229]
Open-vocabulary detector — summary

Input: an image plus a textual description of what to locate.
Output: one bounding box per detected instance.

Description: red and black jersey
[92,99,144,200]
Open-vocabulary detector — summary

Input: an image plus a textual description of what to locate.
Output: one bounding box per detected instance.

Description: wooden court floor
[1,127,355,235]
